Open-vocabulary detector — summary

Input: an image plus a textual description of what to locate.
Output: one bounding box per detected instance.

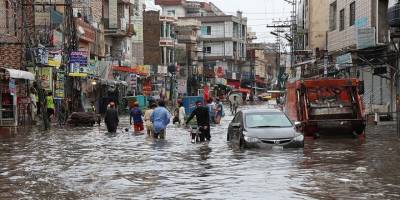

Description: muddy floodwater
[1,106,400,199]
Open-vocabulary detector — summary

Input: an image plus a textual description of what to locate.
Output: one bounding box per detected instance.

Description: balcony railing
[102,18,134,37]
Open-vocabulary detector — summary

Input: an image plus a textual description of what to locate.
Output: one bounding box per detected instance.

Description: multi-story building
[190,11,247,84]
[175,18,201,95]
[327,0,393,114]
[156,0,247,88]
[102,0,135,66]
[297,0,329,56]
[132,0,146,66]
[143,10,177,66]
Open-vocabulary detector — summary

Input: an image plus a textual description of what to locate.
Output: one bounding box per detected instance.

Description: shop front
[0,68,35,126]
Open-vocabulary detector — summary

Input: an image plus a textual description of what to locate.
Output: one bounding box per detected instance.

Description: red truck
[284,78,366,137]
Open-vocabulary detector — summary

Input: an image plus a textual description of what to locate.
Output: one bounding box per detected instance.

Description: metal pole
[397,54,400,137]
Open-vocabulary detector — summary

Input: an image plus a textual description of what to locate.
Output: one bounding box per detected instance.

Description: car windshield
[245,113,292,128]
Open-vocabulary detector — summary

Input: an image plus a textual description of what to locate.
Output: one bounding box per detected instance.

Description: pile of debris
[67,112,101,126]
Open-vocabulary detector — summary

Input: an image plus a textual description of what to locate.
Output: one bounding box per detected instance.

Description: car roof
[241,108,283,114]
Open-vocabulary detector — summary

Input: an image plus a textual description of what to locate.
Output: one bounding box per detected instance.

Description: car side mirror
[294,121,302,128]
[231,123,241,128]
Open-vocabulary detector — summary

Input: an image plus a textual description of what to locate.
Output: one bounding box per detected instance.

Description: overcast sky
[205,0,292,43]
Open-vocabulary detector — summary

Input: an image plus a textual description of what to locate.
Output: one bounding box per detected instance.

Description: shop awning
[2,68,35,80]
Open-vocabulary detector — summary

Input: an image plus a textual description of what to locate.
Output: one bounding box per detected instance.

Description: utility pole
[64,0,79,112]
[267,21,290,89]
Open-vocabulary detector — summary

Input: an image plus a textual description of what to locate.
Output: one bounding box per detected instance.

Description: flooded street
[1,106,400,199]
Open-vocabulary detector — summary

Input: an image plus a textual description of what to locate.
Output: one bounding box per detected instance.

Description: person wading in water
[104,102,119,133]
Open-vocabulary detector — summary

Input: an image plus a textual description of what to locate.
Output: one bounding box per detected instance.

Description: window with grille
[349,2,356,26]
[339,9,345,31]
[329,1,337,31]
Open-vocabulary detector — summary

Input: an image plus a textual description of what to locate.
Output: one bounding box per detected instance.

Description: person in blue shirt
[130,102,144,133]
[150,100,171,139]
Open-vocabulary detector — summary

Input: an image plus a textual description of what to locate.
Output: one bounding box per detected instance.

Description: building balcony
[102,18,134,37]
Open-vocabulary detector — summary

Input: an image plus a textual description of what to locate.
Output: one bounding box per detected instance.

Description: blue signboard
[355,17,369,28]
[69,51,88,76]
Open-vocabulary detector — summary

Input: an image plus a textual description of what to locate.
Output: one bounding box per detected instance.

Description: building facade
[143,11,162,65]
[327,0,392,114]
[327,0,389,53]
[192,12,247,83]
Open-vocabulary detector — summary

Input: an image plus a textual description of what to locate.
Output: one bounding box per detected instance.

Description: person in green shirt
[46,92,55,122]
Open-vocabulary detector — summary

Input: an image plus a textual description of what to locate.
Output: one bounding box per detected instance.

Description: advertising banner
[177,79,187,94]
[357,28,376,49]
[55,71,65,99]
[69,51,88,77]
[47,50,62,68]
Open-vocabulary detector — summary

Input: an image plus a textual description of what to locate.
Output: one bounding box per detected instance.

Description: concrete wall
[224,41,233,56]
[308,0,329,52]
[225,21,233,38]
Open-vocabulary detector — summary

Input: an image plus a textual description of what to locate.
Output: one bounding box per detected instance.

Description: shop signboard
[39,67,52,91]
[48,50,62,68]
[336,53,353,69]
[52,30,63,48]
[69,51,88,77]
[128,74,137,92]
[158,65,167,74]
[9,79,16,96]
[35,48,48,65]
[357,28,376,49]
[177,79,187,94]
[55,71,65,99]
[27,67,53,91]
[88,60,97,76]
